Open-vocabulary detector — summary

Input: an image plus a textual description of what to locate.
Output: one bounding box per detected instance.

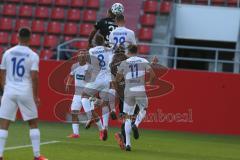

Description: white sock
[72,124,79,135]
[0,130,8,157]
[30,129,40,158]
[96,119,103,131]
[125,119,132,146]
[102,106,109,129]
[108,89,116,112]
[135,110,146,127]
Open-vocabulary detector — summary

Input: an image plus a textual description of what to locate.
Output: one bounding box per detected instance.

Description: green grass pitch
[3,121,240,160]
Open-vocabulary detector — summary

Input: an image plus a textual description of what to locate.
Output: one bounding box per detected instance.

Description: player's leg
[0,94,18,158]
[109,84,117,120]
[99,90,110,130]
[68,95,82,138]
[18,94,47,160]
[132,96,148,140]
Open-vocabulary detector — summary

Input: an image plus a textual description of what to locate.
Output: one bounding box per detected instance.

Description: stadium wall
[38,61,240,135]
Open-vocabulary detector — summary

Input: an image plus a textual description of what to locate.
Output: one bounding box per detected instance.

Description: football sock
[121,122,126,144]
[30,128,40,158]
[125,119,132,146]
[102,106,110,129]
[72,124,79,135]
[96,119,104,131]
[135,110,146,127]
[0,130,8,157]
[108,89,116,112]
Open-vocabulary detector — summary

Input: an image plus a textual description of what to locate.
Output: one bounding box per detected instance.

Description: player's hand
[65,84,70,92]
[34,97,40,106]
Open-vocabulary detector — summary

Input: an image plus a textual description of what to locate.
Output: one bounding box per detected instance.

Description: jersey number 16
[11,57,25,77]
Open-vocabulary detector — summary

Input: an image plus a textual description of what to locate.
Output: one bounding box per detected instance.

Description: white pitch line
[6,141,60,151]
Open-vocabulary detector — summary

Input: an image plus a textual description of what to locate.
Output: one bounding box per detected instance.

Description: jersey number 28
[11,57,25,77]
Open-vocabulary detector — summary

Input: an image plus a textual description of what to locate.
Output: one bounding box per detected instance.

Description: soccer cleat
[67,134,80,138]
[110,111,117,120]
[34,155,48,160]
[99,129,108,141]
[132,124,139,140]
[114,132,125,150]
[85,119,94,129]
[126,145,131,151]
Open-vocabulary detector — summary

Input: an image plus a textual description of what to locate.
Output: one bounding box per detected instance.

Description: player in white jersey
[0,28,47,160]
[109,14,136,51]
[81,34,113,141]
[66,51,92,138]
[114,45,156,151]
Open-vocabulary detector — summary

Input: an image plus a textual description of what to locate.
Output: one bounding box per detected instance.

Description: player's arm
[0,52,7,90]
[88,29,97,48]
[31,55,40,106]
[116,62,124,83]
[147,66,156,85]
[131,31,137,45]
[65,75,74,92]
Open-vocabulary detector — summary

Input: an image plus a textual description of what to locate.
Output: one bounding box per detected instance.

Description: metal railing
[57,38,240,73]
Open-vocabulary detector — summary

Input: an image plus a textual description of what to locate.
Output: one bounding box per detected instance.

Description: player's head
[107,9,116,19]
[95,34,105,46]
[115,45,125,54]
[128,45,138,55]
[77,50,87,65]
[111,3,124,16]
[115,14,125,26]
[18,27,31,45]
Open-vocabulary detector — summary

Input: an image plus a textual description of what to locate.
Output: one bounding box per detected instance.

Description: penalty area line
[5,140,60,151]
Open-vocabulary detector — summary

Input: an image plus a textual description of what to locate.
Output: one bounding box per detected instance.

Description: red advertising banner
[38,60,240,135]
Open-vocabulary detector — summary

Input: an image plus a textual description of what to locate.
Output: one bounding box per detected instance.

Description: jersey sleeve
[31,54,39,71]
[109,31,114,47]
[130,31,137,45]
[70,64,76,76]
[0,52,7,70]
[94,19,103,30]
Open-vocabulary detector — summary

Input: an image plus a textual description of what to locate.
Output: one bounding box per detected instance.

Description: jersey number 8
[97,54,106,69]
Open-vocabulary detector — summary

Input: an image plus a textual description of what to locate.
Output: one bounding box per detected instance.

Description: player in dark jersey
[88,9,117,47]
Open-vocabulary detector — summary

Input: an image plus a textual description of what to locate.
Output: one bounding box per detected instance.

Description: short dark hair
[128,45,138,54]
[115,14,125,22]
[108,9,116,18]
[95,34,105,46]
[18,27,31,39]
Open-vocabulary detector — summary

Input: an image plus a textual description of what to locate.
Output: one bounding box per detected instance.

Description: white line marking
[5,141,60,151]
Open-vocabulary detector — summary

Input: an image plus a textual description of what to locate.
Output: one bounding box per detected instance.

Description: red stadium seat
[138,45,150,55]
[19,5,33,18]
[227,0,238,6]
[38,0,52,5]
[144,0,158,14]
[15,19,31,31]
[47,22,62,34]
[43,35,58,48]
[32,20,45,33]
[23,0,37,4]
[64,23,78,35]
[0,18,13,31]
[67,9,81,21]
[138,28,153,41]
[2,4,17,16]
[140,14,156,27]
[35,7,49,19]
[64,36,73,41]
[86,0,100,9]
[160,1,172,14]
[83,10,97,22]
[11,33,19,45]
[51,8,65,20]
[72,40,88,49]
[30,34,41,47]
[70,0,84,8]
[0,32,9,44]
[55,0,69,7]
[212,0,225,5]
[40,49,54,59]
[195,0,208,5]
[79,23,94,37]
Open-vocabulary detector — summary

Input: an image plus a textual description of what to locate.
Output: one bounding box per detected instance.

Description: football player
[114,45,156,151]
[0,27,47,160]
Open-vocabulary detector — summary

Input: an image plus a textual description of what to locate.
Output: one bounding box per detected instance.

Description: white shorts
[0,93,38,121]
[71,95,82,111]
[123,96,148,116]
[84,79,110,97]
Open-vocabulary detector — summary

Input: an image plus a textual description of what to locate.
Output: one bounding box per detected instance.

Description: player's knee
[28,118,38,129]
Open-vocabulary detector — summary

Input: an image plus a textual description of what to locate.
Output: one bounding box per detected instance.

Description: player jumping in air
[114,45,156,151]
[81,34,114,141]
[66,51,92,138]
[0,27,47,160]
[109,14,136,51]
